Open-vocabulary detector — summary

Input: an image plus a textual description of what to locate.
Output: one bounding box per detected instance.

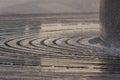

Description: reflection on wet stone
[0,14,120,80]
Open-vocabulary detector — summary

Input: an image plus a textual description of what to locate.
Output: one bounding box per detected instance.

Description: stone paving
[0,14,120,80]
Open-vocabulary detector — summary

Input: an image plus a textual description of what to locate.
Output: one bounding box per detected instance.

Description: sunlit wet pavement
[0,14,120,80]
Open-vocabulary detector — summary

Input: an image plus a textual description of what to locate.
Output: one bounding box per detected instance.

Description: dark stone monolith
[100,0,120,47]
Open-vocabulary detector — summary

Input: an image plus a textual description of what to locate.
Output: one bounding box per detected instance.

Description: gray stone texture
[100,0,120,47]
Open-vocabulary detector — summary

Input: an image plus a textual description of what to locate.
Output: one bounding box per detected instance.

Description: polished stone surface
[0,14,120,80]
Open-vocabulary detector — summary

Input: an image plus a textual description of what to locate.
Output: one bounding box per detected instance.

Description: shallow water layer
[0,14,120,80]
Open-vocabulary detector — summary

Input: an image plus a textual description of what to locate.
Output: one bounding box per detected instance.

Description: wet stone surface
[0,15,120,80]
